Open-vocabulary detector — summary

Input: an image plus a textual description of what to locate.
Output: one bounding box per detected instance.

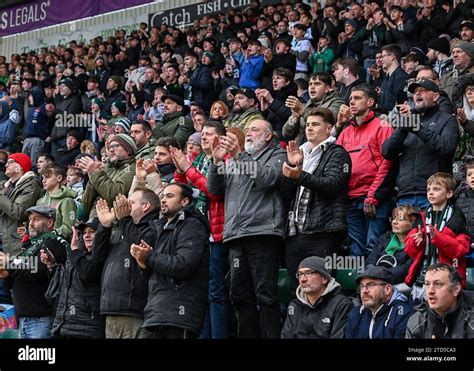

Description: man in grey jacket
[207,119,286,338]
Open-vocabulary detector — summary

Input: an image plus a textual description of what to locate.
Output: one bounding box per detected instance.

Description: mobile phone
[42,247,56,265]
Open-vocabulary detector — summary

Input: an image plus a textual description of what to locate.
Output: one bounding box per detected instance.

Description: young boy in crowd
[404,172,470,303]
[36,163,77,239]
[66,166,85,201]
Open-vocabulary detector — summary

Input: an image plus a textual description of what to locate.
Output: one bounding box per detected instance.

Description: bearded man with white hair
[207,118,287,339]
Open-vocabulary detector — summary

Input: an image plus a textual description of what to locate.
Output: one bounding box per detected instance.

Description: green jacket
[282,90,345,144]
[82,157,136,218]
[152,112,194,149]
[309,47,334,73]
[135,142,156,161]
[36,186,77,240]
[223,109,263,133]
[0,171,41,255]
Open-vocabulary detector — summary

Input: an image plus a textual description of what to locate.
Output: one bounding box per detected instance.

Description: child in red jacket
[405,172,470,303]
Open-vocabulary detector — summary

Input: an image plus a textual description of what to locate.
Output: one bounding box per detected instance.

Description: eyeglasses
[296,270,319,279]
[466,86,474,94]
[381,53,393,59]
[390,216,410,222]
[358,283,387,291]
[109,143,121,150]
[187,141,201,147]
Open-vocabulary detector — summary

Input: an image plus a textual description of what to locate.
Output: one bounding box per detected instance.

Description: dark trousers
[150,326,197,339]
[226,235,282,339]
[285,231,345,293]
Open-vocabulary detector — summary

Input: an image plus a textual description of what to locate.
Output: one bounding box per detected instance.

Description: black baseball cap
[408,78,440,93]
[230,87,257,101]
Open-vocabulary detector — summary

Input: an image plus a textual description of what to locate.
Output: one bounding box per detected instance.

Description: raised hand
[412,224,424,247]
[136,158,148,181]
[220,132,241,158]
[337,104,352,126]
[113,194,131,220]
[130,239,153,269]
[282,162,302,180]
[171,146,192,172]
[70,226,80,250]
[286,140,303,166]
[211,135,227,164]
[96,198,116,228]
[285,96,304,118]
[142,158,158,175]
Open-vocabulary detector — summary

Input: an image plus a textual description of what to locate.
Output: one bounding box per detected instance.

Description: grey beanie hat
[298,256,332,280]
[454,41,474,60]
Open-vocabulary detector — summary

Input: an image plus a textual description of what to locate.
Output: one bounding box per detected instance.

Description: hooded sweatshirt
[281,278,354,338]
[36,186,77,239]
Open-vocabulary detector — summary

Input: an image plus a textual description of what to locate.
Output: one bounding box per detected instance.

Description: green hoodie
[36,186,77,239]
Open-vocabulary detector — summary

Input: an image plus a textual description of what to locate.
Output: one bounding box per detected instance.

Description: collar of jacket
[158,162,176,176]
[420,104,440,119]
[109,156,135,169]
[349,110,376,127]
[163,111,183,123]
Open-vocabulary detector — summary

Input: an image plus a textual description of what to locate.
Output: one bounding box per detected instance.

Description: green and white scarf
[20,231,71,257]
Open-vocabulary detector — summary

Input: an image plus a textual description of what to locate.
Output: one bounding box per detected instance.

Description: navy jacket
[345,289,413,339]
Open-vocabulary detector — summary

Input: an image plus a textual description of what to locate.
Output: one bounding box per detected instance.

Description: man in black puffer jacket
[280,107,352,292]
[94,190,161,339]
[131,183,210,339]
[382,78,459,210]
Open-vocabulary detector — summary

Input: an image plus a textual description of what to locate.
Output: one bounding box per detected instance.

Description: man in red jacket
[405,172,469,303]
[171,121,228,339]
[336,84,396,257]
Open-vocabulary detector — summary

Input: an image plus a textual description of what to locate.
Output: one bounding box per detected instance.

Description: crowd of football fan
[0,0,473,339]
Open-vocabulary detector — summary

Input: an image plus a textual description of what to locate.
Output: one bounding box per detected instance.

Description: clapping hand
[96,198,116,228]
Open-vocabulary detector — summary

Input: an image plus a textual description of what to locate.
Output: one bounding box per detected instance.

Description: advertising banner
[0,0,154,36]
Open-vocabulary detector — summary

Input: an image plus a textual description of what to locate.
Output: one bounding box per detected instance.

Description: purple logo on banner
[0,0,154,37]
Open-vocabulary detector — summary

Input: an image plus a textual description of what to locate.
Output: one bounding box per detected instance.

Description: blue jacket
[24,90,49,140]
[0,101,16,148]
[345,289,413,339]
[239,55,264,90]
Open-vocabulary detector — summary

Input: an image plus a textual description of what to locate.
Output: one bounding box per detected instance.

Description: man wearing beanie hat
[0,153,41,254]
[77,133,136,218]
[113,117,132,134]
[111,100,127,116]
[443,41,474,97]
[281,256,354,338]
[81,76,101,114]
[426,37,453,80]
[103,75,127,120]
[345,266,412,339]
[57,129,82,169]
[203,36,225,70]
[48,75,82,161]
